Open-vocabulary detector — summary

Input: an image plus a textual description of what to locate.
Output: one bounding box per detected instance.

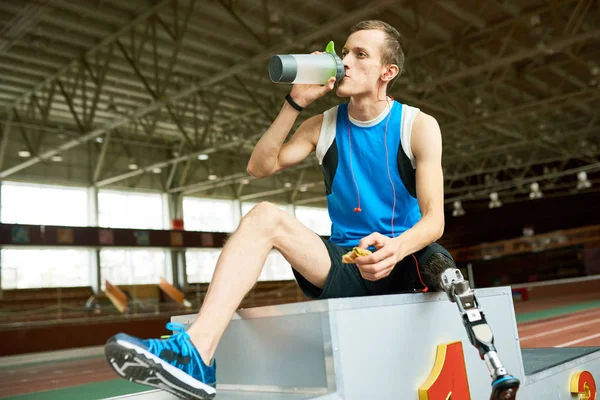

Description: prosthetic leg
[440,268,521,400]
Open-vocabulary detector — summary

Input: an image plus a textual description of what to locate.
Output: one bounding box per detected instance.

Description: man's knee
[240,201,283,232]
[421,253,456,291]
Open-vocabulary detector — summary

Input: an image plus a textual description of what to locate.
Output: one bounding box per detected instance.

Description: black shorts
[292,238,455,300]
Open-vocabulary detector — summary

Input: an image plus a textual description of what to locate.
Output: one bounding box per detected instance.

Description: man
[104,20,456,400]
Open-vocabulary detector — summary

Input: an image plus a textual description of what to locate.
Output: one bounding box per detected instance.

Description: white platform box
[107,287,600,399]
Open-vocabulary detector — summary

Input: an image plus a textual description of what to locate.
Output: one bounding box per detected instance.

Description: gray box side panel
[215,312,328,388]
[333,292,523,400]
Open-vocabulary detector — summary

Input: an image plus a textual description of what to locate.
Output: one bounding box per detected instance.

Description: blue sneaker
[105,322,216,399]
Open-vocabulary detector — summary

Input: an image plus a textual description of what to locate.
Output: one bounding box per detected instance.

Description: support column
[467,262,475,288]
[88,186,102,294]
[92,251,102,294]
[233,199,243,225]
[175,251,187,290]
[167,192,185,289]
[0,117,12,297]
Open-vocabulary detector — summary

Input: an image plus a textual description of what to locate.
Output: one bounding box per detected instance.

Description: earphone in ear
[382,68,392,81]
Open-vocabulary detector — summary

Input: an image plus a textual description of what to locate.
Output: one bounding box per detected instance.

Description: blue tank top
[318,100,422,247]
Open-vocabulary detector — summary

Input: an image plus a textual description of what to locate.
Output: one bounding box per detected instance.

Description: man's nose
[342,53,351,66]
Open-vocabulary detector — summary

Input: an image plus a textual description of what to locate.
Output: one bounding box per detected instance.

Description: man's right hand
[289,77,336,108]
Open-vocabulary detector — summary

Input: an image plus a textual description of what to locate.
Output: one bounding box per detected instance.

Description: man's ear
[381,64,399,82]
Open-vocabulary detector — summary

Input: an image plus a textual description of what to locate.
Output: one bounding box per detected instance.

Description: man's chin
[335,87,352,98]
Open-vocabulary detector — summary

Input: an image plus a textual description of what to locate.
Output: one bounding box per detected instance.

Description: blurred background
[0,0,598,398]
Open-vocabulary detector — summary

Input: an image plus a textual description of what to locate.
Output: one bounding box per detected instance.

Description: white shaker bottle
[269,41,345,85]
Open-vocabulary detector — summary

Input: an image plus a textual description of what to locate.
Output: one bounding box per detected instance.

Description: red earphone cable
[412,254,429,293]
[347,99,396,222]
[347,118,361,213]
[383,101,395,237]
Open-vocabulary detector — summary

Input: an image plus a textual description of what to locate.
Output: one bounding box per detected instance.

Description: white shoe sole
[105,339,216,400]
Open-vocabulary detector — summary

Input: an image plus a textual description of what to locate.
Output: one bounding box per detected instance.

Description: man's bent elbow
[434,218,445,242]
[247,163,264,179]
[247,162,275,179]
[426,212,445,242]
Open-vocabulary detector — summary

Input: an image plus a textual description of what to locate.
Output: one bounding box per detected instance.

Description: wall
[441,190,600,249]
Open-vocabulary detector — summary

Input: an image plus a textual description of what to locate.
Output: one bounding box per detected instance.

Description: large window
[186,249,294,284]
[259,250,294,281]
[100,249,167,286]
[97,190,167,287]
[1,249,91,289]
[183,198,236,233]
[184,203,327,284]
[98,190,165,229]
[185,249,221,283]
[0,182,91,289]
[295,206,331,236]
[1,182,89,226]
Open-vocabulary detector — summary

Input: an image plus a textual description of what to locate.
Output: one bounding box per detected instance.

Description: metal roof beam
[0,0,401,181]
[438,1,486,29]
[2,0,171,111]
[417,29,600,91]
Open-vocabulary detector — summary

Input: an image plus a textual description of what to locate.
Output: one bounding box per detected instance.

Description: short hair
[350,20,405,90]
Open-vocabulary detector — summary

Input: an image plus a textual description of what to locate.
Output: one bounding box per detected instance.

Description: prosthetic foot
[440,269,520,400]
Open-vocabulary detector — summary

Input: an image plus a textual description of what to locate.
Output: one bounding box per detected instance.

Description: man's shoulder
[394,100,431,120]
[410,109,443,160]
[412,110,439,130]
[395,100,437,131]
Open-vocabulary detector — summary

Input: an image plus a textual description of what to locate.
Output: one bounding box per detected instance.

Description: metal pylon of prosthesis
[440,269,521,400]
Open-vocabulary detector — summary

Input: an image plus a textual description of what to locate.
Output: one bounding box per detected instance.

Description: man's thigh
[270,207,333,289]
[290,238,372,300]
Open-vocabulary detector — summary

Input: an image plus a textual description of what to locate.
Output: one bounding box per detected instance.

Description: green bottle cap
[325,41,336,54]
[324,41,345,81]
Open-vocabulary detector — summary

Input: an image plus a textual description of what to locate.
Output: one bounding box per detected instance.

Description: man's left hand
[354,232,404,281]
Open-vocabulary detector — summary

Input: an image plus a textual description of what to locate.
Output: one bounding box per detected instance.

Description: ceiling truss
[0,0,598,210]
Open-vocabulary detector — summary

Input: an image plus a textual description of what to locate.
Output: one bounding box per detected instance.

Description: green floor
[514,299,600,323]
[3,380,151,400]
[4,301,600,400]
[0,354,103,373]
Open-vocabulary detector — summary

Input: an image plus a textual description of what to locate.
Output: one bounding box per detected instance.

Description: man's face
[336,29,387,98]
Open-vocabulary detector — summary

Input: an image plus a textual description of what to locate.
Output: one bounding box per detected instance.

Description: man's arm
[394,111,445,257]
[247,106,322,178]
[247,76,336,179]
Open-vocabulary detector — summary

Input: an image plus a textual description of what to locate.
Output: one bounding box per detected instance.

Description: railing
[0,279,307,327]
[451,224,600,262]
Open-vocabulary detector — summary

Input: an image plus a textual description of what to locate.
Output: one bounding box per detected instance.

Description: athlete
[104,20,458,399]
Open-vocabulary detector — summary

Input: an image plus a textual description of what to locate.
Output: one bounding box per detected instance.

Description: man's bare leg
[186,202,332,364]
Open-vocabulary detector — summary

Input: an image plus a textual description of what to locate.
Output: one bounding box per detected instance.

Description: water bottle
[269,41,345,85]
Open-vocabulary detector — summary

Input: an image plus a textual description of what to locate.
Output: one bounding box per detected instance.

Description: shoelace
[146,322,206,378]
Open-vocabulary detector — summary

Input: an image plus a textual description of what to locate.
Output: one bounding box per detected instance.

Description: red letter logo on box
[571,371,596,400]
[419,341,471,400]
